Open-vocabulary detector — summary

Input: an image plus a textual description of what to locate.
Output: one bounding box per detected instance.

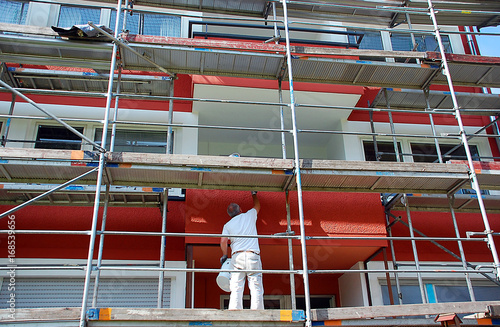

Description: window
[0,0,29,25]
[363,141,402,162]
[410,143,480,163]
[35,125,84,150]
[382,282,500,305]
[94,128,169,153]
[348,31,383,50]
[57,6,101,27]
[391,32,452,53]
[110,11,181,37]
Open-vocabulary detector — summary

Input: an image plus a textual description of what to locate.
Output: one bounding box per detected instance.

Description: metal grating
[390,193,500,213]
[433,62,500,88]
[2,33,500,89]
[372,88,500,114]
[288,57,441,88]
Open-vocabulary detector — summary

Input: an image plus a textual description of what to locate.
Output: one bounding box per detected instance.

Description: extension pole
[280,1,312,325]
[427,0,500,280]
[79,2,122,325]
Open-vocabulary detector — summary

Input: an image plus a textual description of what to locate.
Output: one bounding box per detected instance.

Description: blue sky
[475,26,500,93]
[475,26,500,56]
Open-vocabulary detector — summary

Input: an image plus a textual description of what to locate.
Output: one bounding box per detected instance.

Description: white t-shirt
[222,208,260,255]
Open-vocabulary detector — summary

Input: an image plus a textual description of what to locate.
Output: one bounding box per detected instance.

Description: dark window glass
[363,141,402,162]
[296,296,334,309]
[35,125,84,150]
[57,6,101,27]
[95,129,168,153]
[110,11,180,37]
[391,33,452,53]
[348,31,383,50]
[410,143,480,163]
[222,298,282,310]
[382,285,423,305]
[0,0,29,25]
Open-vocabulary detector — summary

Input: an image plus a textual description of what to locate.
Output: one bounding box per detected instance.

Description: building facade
[0,0,499,325]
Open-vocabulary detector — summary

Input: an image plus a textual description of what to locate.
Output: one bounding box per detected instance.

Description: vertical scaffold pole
[110,58,122,152]
[427,0,500,280]
[158,189,168,308]
[92,184,111,307]
[280,1,312,325]
[448,195,476,301]
[384,88,400,162]
[423,89,443,163]
[403,197,427,304]
[167,80,175,154]
[285,191,296,310]
[385,213,403,304]
[278,78,287,160]
[79,2,122,325]
[2,93,15,146]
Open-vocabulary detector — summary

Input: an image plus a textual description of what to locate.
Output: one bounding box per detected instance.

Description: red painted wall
[184,190,387,246]
[384,210,500,263]
[0,203,186,261]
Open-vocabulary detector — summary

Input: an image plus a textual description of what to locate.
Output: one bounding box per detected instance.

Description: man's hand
[220,255,228,265]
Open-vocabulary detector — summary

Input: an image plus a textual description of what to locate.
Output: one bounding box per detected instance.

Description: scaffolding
[0,0,500,326]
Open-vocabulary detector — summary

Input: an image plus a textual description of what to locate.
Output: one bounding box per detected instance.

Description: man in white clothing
[220,191,263,310]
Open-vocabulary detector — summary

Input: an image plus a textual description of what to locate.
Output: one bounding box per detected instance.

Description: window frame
[34,124,86,150]
[92,125,174,154]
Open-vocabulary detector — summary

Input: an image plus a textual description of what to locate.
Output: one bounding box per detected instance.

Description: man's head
[227,203,241,218]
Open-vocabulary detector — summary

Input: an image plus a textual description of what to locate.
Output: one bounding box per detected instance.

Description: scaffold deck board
[0,148,476,195]
[2,27,500,89]
[1,302,499,326]
[0,307,305,326]
[372,88,500,114]
[311,300,500,321]
[389,193,500,213]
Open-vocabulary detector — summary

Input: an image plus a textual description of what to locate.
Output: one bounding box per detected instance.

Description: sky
[475,26,500,57]
[475,26,500,93]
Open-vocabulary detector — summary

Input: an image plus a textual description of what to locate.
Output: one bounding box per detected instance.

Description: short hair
[227,203,241,218]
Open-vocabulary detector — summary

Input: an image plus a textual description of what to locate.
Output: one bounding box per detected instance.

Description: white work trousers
[228,251,264,310]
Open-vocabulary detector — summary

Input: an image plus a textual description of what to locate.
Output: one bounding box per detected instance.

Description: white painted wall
[342,120,494,162]
[339,261,369,307]
[0,101,199,154]
[0,258,186,308]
